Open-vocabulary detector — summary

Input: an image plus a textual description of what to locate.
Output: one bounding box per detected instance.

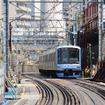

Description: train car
[38,45,81,78]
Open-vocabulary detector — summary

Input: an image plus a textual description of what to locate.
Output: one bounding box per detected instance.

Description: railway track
[45,80,80,105]
[71,79,105,100]
[34,80,53,105]
[8,73,105,105]
[26,75,81,105]
[49,78,105,105]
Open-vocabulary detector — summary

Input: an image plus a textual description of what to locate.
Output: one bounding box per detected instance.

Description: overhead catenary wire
[10,0,105,3]
[9,0,102,55]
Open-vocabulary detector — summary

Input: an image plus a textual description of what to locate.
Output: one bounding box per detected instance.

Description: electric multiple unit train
[38,45,81,78]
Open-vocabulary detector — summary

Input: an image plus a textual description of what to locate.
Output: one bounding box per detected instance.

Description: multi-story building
[9,0,37,61]
[10,0,35,36]
[63,0,84,45]
[77,0,105,71]
[40,0,65,36]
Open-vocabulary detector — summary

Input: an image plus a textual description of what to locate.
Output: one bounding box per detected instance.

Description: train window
[51,53,53,61]
[45,55,47,62]
[43,56,45,62]
[57,48,79,64]
[49,54,52,61]
[69,48,79,63]
[58,48,68,64]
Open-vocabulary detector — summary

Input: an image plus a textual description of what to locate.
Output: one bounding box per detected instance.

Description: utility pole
[3,0,9,77]
[9,23,12,53]
[73,12,77,46]
[65,19,69,45]
[98,0,103,70]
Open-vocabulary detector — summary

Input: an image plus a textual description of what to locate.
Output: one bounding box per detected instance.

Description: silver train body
[38,45,81,78]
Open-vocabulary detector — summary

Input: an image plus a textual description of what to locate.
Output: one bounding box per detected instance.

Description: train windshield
[57,48,79,64]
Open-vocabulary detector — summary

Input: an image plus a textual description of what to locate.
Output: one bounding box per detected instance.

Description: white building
[9,0,35,36]
[63,0,84,44]
[40,0,65,37]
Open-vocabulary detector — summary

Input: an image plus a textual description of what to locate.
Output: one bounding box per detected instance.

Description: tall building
[40,0,65,37]
[9,0,37,54]
[63,0,82,45]
[9,0,35,36]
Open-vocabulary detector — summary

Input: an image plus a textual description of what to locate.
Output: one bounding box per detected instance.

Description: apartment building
[9,0,35,37]
[63,0,84,45]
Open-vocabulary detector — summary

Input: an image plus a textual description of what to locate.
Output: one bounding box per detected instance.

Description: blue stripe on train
[56,73,80,78]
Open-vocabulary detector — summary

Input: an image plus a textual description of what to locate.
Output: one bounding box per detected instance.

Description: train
[38,45,81,78]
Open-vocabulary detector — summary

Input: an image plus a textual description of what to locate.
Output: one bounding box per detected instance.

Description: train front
[56,46,81,78]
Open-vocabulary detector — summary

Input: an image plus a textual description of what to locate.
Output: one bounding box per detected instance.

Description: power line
[10,1,104,3]
[12,18,77,21]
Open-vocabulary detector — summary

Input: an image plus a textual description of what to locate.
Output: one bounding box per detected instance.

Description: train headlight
[77,66,80,69]
[57,66,62,69]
